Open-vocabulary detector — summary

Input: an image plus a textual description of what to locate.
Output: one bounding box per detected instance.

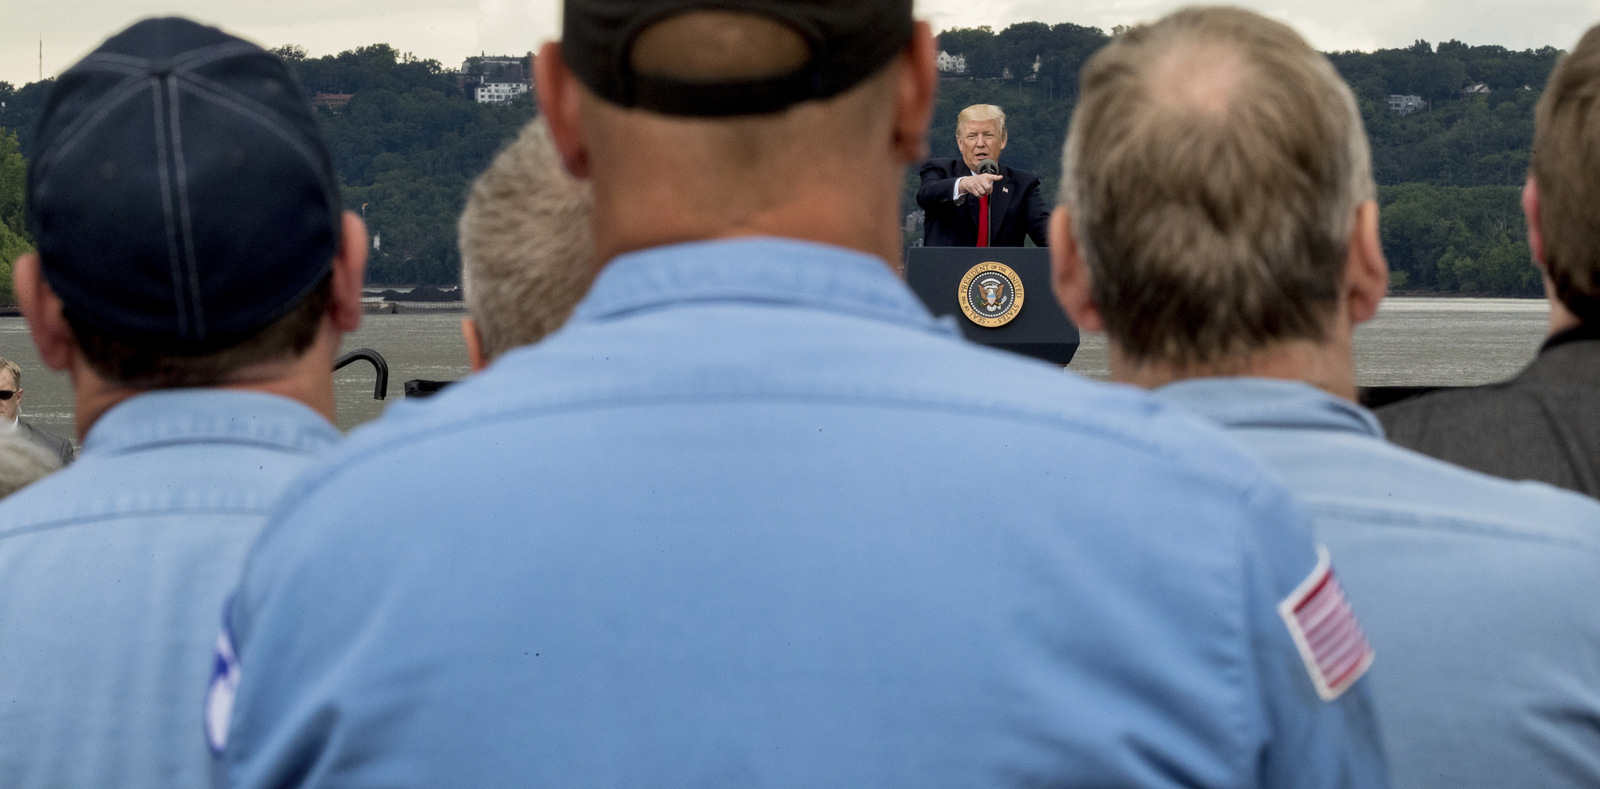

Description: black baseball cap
[26,17,340,351]
[562,0,915,117]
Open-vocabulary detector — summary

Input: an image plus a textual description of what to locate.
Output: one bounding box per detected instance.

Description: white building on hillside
[476,81,530,104]
[1388,94,1426,115]
[936,50,967,74]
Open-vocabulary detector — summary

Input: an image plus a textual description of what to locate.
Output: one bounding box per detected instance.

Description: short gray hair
[459,120,596,362]
[0,437,58,499]
[1061,7,1375,368]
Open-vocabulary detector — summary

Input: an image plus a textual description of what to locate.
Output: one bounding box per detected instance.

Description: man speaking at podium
[917,104,1050,247]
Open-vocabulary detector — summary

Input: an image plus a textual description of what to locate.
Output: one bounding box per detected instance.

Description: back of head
[25,17,341,388]
[1062,7,1374,369]
[556,0,916,242]
[1532,25,1600,324]
[460,120,595,361]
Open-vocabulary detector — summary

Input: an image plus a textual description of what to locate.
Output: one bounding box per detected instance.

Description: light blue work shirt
[215,238,1386,788]
[1158,377,1600,789]
[0,390,339,789]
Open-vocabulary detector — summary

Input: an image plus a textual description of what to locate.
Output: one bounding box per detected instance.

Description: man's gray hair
[459,119,596,362]
[1060,7,1375,368]
[0,437,58,499]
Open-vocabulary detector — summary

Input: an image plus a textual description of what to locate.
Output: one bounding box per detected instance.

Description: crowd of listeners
[0,2,1598,787]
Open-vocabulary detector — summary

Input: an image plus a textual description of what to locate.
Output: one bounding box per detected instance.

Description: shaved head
[631,11,810,82]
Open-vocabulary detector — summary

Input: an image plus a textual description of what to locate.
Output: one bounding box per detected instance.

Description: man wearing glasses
[0,357,73,465]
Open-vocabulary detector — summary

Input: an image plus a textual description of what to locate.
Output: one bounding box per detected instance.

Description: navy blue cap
[25,17,340,350]
[563,0,915,117]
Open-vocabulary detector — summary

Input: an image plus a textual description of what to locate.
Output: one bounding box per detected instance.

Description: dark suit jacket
[1378,324,1600,500]
[20,419,75,466]
[916,158,1049,248]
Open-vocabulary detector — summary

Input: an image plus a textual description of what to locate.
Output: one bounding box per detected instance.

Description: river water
[0,296,1552,440]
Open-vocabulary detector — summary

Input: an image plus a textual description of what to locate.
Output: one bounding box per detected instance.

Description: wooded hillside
[0,28,1568,294]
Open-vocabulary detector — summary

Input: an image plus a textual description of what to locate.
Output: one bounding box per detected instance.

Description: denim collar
[569,237,951,336]
[1154,377,1384,439]
[82,389,340,457]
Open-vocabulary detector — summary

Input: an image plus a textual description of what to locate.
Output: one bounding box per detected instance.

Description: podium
[904,246,1080,365]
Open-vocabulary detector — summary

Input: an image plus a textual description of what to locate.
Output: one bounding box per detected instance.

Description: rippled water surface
[0,296,1551,442]
[1066,297,1550,386]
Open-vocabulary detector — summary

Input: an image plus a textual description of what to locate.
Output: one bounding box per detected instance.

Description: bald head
[1147,44,1247,117]
[1061,7,1375,370]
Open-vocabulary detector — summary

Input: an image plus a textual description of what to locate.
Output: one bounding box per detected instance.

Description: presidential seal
[958,261,1025,328]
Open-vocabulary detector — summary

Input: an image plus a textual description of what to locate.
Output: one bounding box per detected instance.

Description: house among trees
[1462,82,1491,96]
[310,92,353,112]
[1388,94,1426,115]
[936,50,967,75]
[474,82,529,104]
[460,53,533,104]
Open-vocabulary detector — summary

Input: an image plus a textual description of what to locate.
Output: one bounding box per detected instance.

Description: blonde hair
[956,104,1007,143]
[0,437,57,499]
[459,120,596,362]
[1532,25,1600,322]
[0,357,18,389]
[1061,7,1374,368]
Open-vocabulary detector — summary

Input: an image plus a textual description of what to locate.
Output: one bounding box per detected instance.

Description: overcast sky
[3,0,1597,88]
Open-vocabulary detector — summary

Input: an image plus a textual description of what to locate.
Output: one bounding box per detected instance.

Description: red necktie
[977,194,990,248]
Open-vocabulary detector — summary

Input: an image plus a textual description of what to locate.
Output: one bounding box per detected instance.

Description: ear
[1344,199,1388,326]
[890,22,938,164]
[1523,178,1546,271]
[536,41,590,178]
[12,253,77,372]
[326,211,369,334]
[462,318,490,372]
[1049,207,1105,332]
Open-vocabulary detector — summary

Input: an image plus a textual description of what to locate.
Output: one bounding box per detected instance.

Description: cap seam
[32,75,152,201]
[151,77,192,339]
[164,41,264,74]
[167,77,208,340]
[66,53,149,75]
[175,73,339,216]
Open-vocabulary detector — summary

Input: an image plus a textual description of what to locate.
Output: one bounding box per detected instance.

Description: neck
[1111,335,1358,402]
[591,171,903,270]
[68,321,342,441]
[1542,275,1584,336]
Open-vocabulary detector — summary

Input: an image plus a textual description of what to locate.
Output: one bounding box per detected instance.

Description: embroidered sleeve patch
[1278,546,1374,701]
[205,603,242,755]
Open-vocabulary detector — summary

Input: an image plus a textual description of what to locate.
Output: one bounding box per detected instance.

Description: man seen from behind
[214,1,1385,786]
[0,18,363,788]
[458,119,595,369]
[1051,9,1600,788]
[1379,27,1600,500]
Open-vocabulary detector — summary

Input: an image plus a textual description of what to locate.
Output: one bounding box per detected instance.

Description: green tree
[0,130,28,303]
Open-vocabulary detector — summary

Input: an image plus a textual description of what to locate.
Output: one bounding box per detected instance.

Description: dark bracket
[334,348,389,400]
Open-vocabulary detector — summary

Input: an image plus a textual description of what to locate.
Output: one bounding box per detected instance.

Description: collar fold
[83,389,339,457]
[1155,377,1384,439]
[569,238,946,335]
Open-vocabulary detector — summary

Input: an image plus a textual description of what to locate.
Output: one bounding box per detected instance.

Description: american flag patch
[1278,546,1373,701]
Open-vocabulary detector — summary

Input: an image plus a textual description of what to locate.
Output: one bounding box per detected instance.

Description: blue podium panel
[904,246,1080,365]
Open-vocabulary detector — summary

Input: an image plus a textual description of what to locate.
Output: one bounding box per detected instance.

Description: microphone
[977,159,999,176]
